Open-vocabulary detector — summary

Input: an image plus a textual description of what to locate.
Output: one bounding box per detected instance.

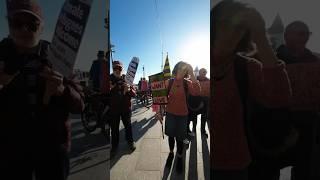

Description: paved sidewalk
[110,106,210,180]
[68,114,109,180]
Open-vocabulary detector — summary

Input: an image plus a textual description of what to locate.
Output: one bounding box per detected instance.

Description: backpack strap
[167,78,174,96]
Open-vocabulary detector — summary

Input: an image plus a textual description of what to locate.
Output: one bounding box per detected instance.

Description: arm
[127,85,137,97]
[186,65,201,96]
[62,78,85,113]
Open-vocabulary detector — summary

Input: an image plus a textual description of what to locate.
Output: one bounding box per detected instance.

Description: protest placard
[48,0,93,77]
[149,72,168,105]
[125,57,139,85]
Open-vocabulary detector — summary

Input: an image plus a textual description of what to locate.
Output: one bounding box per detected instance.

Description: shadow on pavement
[69,159,109,175]
[69,132,107,159]
[169,152,186,180]
[201,134,211,180]
[188,134,198,180]
[133,115,157,140]
[162,157,172,180]
[110,114,157,168]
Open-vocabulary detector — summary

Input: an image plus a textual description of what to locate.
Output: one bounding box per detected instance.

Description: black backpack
[234,55,295,158]
[167,78,204,114]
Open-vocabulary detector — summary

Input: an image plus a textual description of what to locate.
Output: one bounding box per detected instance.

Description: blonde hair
[172,61,189,77]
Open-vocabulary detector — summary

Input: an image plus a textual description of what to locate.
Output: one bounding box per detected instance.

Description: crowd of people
[212,1,320,180]
[88,55,211,172]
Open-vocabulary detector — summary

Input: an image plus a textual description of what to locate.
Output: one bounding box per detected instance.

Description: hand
[123,83,130,94]
[40,67,65,104]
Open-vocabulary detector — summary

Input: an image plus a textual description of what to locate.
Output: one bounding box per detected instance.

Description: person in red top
[159,61,201,173]
[197,68,210,137]
[211,1,292,179]
[275,21,320,180]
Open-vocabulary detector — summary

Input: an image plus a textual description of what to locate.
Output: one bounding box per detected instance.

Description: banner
[149,72,168,105]
[286,62,320,111]
[48,0,93,77]
[125,57,139,85]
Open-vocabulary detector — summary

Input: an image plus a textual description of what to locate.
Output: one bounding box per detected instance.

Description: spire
[194,66,199,77]
[163,52,171,80]
[268,13,284,34]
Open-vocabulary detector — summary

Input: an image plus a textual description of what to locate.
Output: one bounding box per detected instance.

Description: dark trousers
[200,97,209,132]
[213,168,248,180]
[34,146,70,180]
[110,111,134,148]
[188,112,197,132]
[188,111,207,132]
[169,136,183,155]
[4,145,69,180]
[248,115,317,180]
[188,98,209,132]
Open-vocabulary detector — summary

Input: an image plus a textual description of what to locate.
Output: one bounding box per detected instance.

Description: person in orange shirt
[159,61,201,173]
[211,1,291,179]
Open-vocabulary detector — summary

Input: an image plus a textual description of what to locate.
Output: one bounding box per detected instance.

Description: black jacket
[0,38,84,151]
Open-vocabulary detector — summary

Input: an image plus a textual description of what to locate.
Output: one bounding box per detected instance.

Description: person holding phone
[109,60,137,158]
[0,0,84,179]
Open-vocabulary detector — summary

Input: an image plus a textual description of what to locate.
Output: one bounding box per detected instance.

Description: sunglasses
[8,18,40,32]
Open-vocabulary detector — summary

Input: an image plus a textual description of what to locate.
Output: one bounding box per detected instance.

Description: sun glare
[178,34,210,73]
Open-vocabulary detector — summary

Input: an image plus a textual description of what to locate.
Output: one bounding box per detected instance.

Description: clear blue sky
[111,0,210,83]
[0,0,108,72]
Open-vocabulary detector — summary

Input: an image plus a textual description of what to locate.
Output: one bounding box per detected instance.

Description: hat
[97,50,104,57]
[6,0,43,21]
[113,61,123,68]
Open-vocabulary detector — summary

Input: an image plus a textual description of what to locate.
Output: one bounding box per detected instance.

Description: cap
[113,61,123,68]
[6,0,43,21]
